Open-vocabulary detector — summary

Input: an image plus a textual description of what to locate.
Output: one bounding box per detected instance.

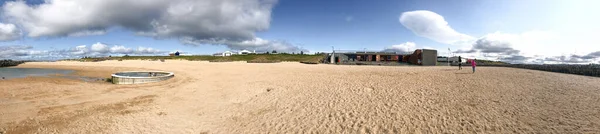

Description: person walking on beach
[458,56,462,70]
[471,58,477,73]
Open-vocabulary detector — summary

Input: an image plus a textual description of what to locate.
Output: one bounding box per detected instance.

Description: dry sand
[1,60,600,133]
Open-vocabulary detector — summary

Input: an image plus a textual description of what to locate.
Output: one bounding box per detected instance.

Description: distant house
[254,51,268,54]
[213,51,234,57]
[169,51,188,56]
[238,50,255,55]
[438,56,465,63]
[213,50,256,56]
[326,49,438,66]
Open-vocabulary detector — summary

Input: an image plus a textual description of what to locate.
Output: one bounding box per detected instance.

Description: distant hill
[65,54,328,63]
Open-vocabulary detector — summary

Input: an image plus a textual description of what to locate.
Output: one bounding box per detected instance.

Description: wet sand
[1,60,600,133]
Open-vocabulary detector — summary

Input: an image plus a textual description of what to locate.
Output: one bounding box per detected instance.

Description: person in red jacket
[471,58,477,73]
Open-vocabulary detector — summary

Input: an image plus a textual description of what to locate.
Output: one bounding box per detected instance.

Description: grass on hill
[71,54,327,63]
[474,59,510,65]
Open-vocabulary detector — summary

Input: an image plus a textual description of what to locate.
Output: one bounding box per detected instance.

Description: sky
[0,0,599,64]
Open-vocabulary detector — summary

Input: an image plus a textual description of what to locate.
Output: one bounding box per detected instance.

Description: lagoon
[0,68,74,79]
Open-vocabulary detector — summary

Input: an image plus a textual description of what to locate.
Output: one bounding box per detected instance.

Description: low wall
[481,64,600,77]
[111,71,174,84]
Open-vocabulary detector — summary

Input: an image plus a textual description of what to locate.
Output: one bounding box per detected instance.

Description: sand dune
[1,60,599,133]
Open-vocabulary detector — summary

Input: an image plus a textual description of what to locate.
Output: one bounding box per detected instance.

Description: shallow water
[0,68,74,79]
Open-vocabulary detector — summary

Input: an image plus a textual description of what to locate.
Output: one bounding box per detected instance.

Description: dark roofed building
[327,49,437,66]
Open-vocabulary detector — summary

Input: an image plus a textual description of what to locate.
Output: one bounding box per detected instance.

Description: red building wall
[408,49,422,64]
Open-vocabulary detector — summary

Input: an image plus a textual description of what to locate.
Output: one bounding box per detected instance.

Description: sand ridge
[1,60,600,133]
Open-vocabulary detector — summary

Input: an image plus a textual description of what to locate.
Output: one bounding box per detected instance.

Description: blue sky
[0,0,599,63]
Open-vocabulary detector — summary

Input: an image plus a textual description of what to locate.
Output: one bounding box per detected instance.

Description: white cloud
[1,43,166,60]
[70,45,89,55]
[0,45,33,58]
[135,47,162,54]
[182,37,306,52]
[382,42,416,53]
[0,23,20,41]
[399,10,600,64]
[60,44,159,57]
[472,34,521,55]
[1,0,279,49]
[481,31,559,57]
[399,10,475,45]
[0,45,69,60]
[89,42,155,55]
[450,31,587,63]
[460,36,600,64]
[110,45,133,54]
[90,42,110,53]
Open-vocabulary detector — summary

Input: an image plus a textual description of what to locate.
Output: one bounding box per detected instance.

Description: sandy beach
[1,60,600,133]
